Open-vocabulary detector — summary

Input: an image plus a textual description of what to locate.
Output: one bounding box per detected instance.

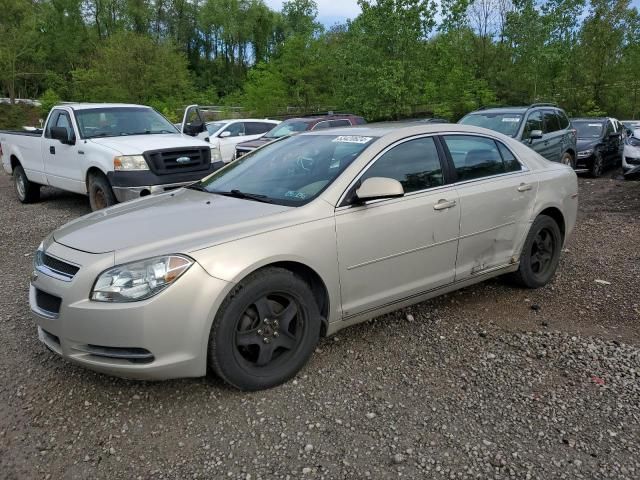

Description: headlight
[113,155,149,171]
[577,149,593,158]
[91,255,193,302]
[34,242,44,269]
[210,145,222,162]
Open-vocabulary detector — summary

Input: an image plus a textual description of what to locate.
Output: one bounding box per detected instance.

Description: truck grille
[144,147,211,175]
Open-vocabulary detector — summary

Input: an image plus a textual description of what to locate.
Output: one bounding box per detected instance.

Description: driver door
[335,136,460,318]
[43,110,84,193]
[218,122,247,162]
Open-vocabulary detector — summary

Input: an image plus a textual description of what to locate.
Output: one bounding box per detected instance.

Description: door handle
[433,199,457,211]
[517,183,532,192]
[49,146,55,154]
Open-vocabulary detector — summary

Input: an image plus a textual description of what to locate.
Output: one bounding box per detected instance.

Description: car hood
[52,189,294,257]
[577,138,600,151]
[89,134,210,155]
[236,137,275,150]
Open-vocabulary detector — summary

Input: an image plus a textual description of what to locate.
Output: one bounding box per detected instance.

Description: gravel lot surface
[1,171,639,480]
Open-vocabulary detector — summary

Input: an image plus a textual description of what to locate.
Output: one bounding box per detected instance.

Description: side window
[522,111,543,139]
[605,121,614,136]
[557,111,570,129]
[56,112,71,130]
[543,110,561,133]
[245,122,273,135]
[443,135,505,181]
[361,137,444,193]
[330,119,351,127]
[223,122,245,137]
[497,142,522,172]
[45,111,61,138]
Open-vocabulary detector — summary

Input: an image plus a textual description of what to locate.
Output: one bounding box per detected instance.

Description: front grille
[625,156,640,165]
[42,254,79,277]
[36,289,62,315]
[144,147,211,175]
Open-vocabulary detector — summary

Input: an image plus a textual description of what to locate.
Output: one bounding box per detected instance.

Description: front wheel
[88,172,117,211]
[208,267,321,391]
[507,215,562,289]
[13,164,40,203]
[590,152,604,178]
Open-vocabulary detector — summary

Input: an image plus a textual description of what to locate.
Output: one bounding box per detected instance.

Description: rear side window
[245,122,274,135]
[330,119,351,127]
[557,111,570,129]
[362,137,443,193]
[443,135,522,181]
[312,121,332,130]
[523,111,543,139]
[543,110,561,133]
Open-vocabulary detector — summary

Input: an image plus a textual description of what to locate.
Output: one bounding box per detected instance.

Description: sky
[264,0,361,26]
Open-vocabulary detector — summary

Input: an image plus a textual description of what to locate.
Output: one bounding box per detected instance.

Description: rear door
[542,109,563,162]
[441,134,538,280]
[42,109,84,193]
[335,136,460,317]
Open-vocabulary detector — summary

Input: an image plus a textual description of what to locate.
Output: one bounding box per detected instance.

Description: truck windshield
[193,134,376,206]
[75,107,178,139]
[459,113,523,137]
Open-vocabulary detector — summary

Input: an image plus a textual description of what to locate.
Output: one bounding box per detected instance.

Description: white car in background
[623,128,640,173]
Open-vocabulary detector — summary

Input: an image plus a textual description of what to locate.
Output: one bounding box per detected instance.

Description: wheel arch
[10,154,20,171]
[85,166,109,193]
[537,206,566,240]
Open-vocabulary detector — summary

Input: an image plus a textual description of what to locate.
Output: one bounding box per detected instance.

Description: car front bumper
[30,241,231,380]
[108,163,224,203]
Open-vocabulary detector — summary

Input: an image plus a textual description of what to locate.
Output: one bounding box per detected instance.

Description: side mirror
[219,131,232,138]
[184,122,205,136]
[355,177,404,203]
[529,130,543,141]
[50,126,75,145]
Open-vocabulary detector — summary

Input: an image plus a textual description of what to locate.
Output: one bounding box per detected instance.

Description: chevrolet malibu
[30,124,578,390]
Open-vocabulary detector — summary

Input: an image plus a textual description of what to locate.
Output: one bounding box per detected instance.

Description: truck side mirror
[184,122,205,136]
[50,126,75,145]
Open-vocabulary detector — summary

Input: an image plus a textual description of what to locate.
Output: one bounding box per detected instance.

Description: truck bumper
[108,162,224,203]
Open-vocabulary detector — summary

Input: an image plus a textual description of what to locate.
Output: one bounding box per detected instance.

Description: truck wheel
[13,165,40,203]
[88,172,117,211]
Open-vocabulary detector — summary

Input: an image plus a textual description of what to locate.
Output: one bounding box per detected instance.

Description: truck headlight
[91,255,193,302]
[210,145,222,162]
[114,155,149,171]
[577,149,593,158]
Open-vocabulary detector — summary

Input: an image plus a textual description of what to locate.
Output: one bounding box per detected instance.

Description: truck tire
[13,164,40,203]
[88,172,117,211]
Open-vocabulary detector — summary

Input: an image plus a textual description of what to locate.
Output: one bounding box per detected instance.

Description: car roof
[571,118,607,122]
[206,119,279,124]
[301,122,513,138]
[285,114,361,123]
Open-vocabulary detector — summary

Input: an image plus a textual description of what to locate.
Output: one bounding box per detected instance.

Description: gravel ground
[0,171,639,480]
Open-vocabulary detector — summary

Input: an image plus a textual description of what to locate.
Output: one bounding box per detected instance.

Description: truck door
[43,109,84,193]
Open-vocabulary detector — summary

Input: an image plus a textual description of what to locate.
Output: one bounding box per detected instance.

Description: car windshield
[572,121,603,138]
[194,134,376,206]
[206,122,228,135]
[264,120,309,139]
[76,107,178,138]
[459,113,523,137]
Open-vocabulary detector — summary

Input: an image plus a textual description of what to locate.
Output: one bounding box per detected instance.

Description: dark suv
[571,117,624,177]
[458,104,577,167]
[234,113,366,159]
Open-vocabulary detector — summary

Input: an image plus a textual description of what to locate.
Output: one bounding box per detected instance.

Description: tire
[13,164,40,203]
[208,267,322,391]
[590,152,604,178]
[88,172,117,211]
[560,152,575,169]
[507,215,563,289]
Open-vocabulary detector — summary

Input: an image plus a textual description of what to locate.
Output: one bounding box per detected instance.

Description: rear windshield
[459,113,523,137]
[265,120,310,139]
[572,121,603,138]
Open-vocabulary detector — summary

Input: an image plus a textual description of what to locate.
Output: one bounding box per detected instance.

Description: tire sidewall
[13,166,27,202]
[561,152,575,169]
[518,216,562,288]
[88,173,116,211]
[210,270,321,391]
[591,152,603,177]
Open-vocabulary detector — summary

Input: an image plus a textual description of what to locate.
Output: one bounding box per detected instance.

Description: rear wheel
[208,267,321,391]
[590,152,604,177]
[560,152,575,169]
[88,172,117,211]
[507,215,562,289]
[13,164,40,203]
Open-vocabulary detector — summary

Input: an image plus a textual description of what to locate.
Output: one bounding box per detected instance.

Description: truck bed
[0,129,42,137]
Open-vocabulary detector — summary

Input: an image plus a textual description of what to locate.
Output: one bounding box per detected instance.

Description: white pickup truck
[0,103,224,210]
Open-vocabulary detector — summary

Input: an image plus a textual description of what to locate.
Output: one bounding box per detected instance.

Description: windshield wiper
[211,189,274,203]
[186,183,209,192]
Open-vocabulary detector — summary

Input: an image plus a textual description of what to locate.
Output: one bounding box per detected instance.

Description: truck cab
[1,103,222,210]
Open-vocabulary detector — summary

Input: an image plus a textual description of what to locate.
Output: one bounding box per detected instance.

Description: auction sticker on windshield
[332,136,373,144]
[502,117,521,122]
